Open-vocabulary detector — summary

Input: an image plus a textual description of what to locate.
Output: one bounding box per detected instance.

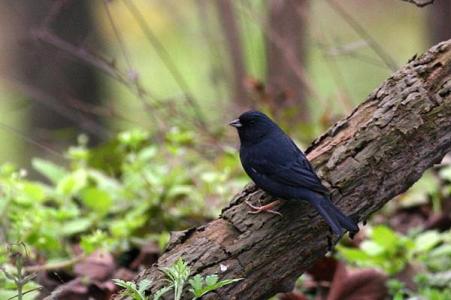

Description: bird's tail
[307,194,359,236]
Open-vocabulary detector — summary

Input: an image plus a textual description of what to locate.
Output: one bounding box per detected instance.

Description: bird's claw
[245,200,283,217]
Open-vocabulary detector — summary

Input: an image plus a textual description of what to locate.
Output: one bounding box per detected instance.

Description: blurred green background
[0,0,440,166]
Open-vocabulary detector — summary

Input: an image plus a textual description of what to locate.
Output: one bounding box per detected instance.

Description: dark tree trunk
[116,40,451,300]
[428,0,451,45]
[215,0,249,108]
[266,0,309,122]
[8,0,105,155]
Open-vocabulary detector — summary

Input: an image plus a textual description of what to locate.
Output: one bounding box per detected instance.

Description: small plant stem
[24,254,85,273]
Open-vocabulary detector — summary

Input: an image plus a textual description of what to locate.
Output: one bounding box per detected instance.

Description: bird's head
[229,110,279,145]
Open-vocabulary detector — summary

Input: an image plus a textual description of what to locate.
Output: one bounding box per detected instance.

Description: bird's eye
[249,120,255,125]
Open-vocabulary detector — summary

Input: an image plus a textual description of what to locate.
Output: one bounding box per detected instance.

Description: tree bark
[125,40,451,299]
[215,0,249,107]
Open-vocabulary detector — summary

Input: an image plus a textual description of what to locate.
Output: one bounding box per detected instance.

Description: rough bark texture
[127,41,451,300]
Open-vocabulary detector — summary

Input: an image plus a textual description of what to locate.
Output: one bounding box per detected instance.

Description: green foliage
[0,243,40,300]
[400,171,441,207]
[388,274,451,300]
[0,128,243,264]
[338,226,451,298]
[338,226,451,275]
[113,278,152,300]
[159,258,191,300]
[158,258,242,300]
[114,258,242,300]
[338,225,414,274]
[386,279,407,300]
[188,274,242,299]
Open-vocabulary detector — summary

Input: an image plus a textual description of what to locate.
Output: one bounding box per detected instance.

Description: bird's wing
[245,136,329,195]
[251,155,329,194]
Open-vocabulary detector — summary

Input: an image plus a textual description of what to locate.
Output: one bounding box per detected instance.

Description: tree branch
[125,40,451,299]
[400,0,435,7]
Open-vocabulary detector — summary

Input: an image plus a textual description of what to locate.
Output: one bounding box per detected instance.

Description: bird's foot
[245,200,283,217]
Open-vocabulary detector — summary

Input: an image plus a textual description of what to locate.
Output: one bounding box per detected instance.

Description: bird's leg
[245,199,284,217]
[327,235,333,252]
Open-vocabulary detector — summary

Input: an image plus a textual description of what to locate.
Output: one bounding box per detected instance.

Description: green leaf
[188,275,204,296]
[57,169,87,196]
[80,187,112,215]
[61,218,93,236]
[401,171,439,206]
[188,275,242,299]
[154,285,173,300]
[371,226,399,250]
[118,129,149,148]
[209,278,243,290]
[112,279,133,289]
[429,244,451,257]
[439,166,451,181]
[32,158,67,184]
[67,146,90,162]
[138,279,152,294]
[15,182,47,205]
[205,274,219,286]
[361,241,384,256]
[22,182,46,202]
[113,279,146,300]
[414,231,441,253]
[138,146,157,161]
[166,185,195,199]
[80,230,107,254]
[337,246,371,263]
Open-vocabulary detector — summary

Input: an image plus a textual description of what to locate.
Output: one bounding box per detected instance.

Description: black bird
[229,110,359,236]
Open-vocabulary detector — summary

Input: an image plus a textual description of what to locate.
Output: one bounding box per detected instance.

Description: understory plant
[113,258,242,300]
[338,225,451,299]
[0,129,244,296]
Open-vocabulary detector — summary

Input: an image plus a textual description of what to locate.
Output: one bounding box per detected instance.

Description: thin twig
[236,1,329,107]
[33,30,167,132]
[401,0,435,7]
[101,0,166,135]
[194,0,227,103]
[314,40,389,69]
[102,0,133,70]
[7,287,42,300]
[238,0,259,78]
[39,0,66,29]
[0,122,64,159]
[1,75,111,140]
[121,0,207,129]
[325,0,399,71]
[34,30,131,88]
[315,28,354,112]
[24,254,85,273]
[65,96,139,125]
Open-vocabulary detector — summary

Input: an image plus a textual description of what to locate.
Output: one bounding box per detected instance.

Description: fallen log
[126,40,451,299]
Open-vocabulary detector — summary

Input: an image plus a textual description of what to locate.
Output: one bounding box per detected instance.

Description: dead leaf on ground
[74,250,115,281]
[327,262,388,300]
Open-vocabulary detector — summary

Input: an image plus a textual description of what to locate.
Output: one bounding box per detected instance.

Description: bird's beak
[228,119,242,128]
